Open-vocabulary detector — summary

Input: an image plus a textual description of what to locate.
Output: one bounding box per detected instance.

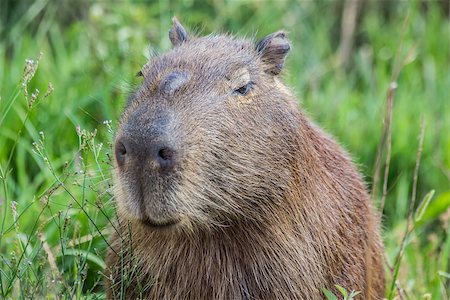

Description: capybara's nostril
[156,147,176,171]
[158,147,174,161]
[115,140,127,167]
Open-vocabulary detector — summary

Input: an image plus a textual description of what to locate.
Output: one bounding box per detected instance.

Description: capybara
[105,18,385,299]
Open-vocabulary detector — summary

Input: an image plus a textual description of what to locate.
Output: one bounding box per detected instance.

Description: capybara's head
[114,18,301,231]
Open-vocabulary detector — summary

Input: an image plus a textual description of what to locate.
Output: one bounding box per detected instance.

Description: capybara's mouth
[141,217,179,229]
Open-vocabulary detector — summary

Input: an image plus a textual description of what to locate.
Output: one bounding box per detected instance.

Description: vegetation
[1,0,449,298]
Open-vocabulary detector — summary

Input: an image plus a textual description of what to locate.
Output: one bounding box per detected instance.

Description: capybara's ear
[256,31,290,75]
[169,17,188,47]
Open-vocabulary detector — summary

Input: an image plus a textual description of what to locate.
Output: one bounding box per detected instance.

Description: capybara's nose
[115,137,177,173]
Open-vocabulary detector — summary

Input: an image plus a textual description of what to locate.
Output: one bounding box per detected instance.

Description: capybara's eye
[234,82,254,96]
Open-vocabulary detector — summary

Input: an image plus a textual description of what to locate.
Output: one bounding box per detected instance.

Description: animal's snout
[115,137,178,174]
[114,108,179,174]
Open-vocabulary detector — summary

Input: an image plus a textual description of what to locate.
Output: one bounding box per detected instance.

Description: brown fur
[105,18,385,299]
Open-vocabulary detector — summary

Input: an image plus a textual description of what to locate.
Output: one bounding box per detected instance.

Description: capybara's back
[106,18,385,299]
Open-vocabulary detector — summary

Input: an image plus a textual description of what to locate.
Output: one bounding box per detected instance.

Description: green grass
[1,0,449,298]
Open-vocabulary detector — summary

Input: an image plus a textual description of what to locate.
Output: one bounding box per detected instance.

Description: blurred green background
[0,0,449,298]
